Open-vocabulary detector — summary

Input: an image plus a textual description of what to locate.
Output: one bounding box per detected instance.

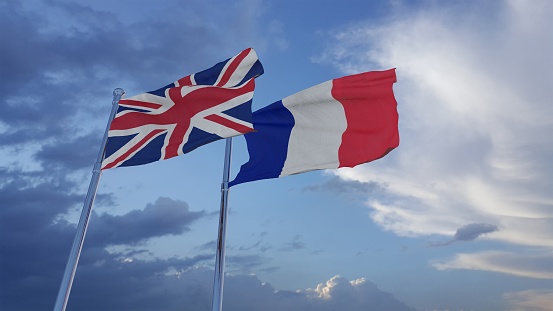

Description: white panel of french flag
[230,69,399,186]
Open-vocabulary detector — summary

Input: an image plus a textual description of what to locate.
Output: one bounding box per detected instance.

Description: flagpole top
[113,88,125,97]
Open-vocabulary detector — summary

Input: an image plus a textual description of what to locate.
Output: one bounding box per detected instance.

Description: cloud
[430,223,498,246]
[86,197,206,247]
[280,235,307,252]
[0,167,91,310]
[226,254,274,274]
[238,239,272,252]
[297,275,415,311]
[34,132,102,170]
[66,258,215,311]
[224,274,415,311]
[0,166,208,310]
[504,289,553,311]
[303,175,385,195]
[317,0,553,277]
[453,223,498,241]
[0,167,82,226]
[2,213,415,311]
[433,251,553,279]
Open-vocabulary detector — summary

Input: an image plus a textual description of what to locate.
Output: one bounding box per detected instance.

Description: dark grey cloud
[34,132,103,170]
[0,167,88,310]
[0,165,208,310]
[196,240,218,252]
[0,0,260,147]
[87,197,206,247]
[0,167,83,235]
[303,175,385,195]
[0,0,109,144]
[280,234,306,252]
[238,239,272,252]
[429,223,499,247]
[454,223,498,241]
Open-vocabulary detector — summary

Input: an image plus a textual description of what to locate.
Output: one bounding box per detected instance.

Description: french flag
[230,69,399,187]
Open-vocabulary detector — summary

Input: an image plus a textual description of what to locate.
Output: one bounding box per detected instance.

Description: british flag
[101,48,264,170]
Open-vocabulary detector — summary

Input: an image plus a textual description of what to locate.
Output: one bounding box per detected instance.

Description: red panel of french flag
[230,69,399,187]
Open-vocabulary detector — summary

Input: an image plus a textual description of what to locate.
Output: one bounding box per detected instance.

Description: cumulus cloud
[318,0,553,277]
[299,275,416,311]
[225,274,415,311]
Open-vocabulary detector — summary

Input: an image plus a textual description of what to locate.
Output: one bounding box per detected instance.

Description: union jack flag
[101,48,264,170]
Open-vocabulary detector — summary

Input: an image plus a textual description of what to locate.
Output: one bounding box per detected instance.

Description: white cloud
[296,275,414,311]
[504,289,553,311]
[318,0,553,278]
[433,251,553,279]
[210,271,414,311]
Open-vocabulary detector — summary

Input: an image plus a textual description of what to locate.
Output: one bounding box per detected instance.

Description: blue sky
[1,0,552,310]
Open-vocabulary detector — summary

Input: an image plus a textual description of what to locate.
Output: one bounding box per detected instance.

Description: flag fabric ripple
[101,48,264,170]
[229,69,399,187]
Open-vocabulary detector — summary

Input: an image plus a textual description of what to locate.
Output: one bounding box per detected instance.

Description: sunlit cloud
[433,251,553,279]
[317,0,553,278]
[504,289,553,311]
[298,275,415,311]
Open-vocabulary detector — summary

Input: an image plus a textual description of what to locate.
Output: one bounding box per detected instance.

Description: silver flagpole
[53,88,124,311]
[211,137,233,311]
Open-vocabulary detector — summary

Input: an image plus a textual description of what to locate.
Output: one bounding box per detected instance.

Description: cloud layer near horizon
[319,0,553,280]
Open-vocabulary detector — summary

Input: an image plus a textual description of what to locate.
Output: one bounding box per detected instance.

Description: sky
[1,0,552,310]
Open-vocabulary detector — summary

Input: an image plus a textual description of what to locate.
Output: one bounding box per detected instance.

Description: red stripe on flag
[176,75,193,87]
[204,114,253,134]
[216,48,251,87]
[102,129,166,170]
[333,69,399,168]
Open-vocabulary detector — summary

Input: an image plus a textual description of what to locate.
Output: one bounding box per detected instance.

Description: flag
[229,69,398,187]
[101,48,264,170]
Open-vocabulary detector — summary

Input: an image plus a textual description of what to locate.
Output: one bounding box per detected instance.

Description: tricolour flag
[101,48,264,170]
[229,69,398,186]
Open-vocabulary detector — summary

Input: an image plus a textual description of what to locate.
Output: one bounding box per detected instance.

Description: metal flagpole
[211,137,233,311]
[53,88,124,311]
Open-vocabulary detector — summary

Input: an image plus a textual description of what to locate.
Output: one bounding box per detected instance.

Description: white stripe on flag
[280,80,347,176]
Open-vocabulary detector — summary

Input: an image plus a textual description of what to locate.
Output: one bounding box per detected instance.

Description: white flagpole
[53,88,124,311]
[211,137,233,311]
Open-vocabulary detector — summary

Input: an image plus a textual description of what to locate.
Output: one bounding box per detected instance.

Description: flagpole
[53,88,124,311]
[211,137,233,311]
